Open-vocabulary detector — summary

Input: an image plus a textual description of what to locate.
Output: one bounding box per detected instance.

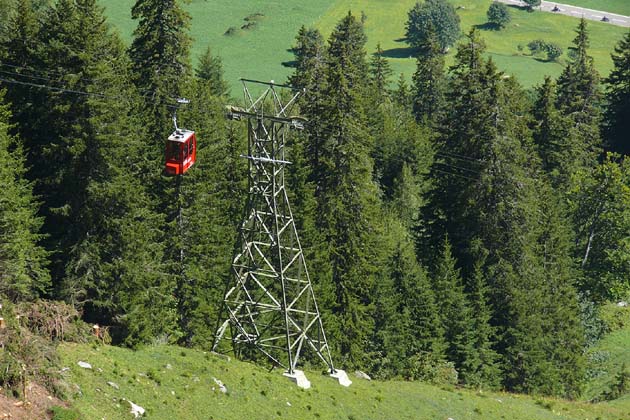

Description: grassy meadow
[557,0,630,16]
[100,0,628,92]
[58,341,630,420]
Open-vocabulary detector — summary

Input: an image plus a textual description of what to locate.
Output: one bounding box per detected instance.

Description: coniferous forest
[1,0,630,401]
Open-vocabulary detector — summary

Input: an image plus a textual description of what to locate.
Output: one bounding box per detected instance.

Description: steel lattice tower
[213,80,345,386]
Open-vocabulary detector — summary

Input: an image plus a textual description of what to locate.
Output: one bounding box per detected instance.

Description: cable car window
[166,141,179,161]
[189,139,194,155]
[183,141,189,159]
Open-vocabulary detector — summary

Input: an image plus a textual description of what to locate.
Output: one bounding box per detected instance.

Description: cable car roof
[168,129,195,143]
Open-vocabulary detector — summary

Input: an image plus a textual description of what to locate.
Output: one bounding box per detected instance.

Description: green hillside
[100,0,628,91]
[583,304,630,402]
[558,0,630,16]
[58,342,630,420]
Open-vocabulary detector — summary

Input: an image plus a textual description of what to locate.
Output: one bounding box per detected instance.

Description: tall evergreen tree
[307,12,382,367]
[368,43,393,97]
[371,219,444,379]
[603,31,630,155]
[195,46,228,97]
[172,79,247,347]
[36,1,175,345]
[555,18,602,186]
[432,29,585,395]
[411,23,445,124]
[432,238,475,383]
[129,0,192,146]
[531,76,568,179]
[0,90,50,301]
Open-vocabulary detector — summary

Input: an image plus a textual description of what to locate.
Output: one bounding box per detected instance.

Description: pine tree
[195,46,228,97]
[432,238,475,383]
[308,12,382,367]
[411,23,445,124]
[433,29,585,395]
[531,76,569,180]
[38,1,176,345]
[603,31,630,155]
[171,79,247,347]
[129,0,192,147]
[368,43,393,97]
[462,252,500,389]
[1,0,44,145]
[0,90,50,301]
[288,26,325,90]
[555,18,602,186]
[371,218,444,379]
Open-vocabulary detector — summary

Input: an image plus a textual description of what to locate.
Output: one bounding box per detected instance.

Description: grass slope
[100,0,336,92]
[100,0,627,92]
[59,343,630,420]
[555,0,630,16]
[583,304,630,402]
[316,0,627,88]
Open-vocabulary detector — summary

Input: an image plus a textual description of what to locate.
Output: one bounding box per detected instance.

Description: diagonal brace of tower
[213,79,335,376]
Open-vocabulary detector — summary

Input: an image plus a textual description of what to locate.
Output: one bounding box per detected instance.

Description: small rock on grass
[77,361,92,369]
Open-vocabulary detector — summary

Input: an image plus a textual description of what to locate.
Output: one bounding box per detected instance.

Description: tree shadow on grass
[281,60,297,68]
[381,46,417,59]
[474,22,500,31]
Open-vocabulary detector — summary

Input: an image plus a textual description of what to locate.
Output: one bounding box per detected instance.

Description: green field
[59,342,630,420]
[556,0,630,16]
[100,0,628,91]
[583,304,630,402]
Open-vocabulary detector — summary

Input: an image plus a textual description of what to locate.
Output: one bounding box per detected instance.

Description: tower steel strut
[213,79,335,376]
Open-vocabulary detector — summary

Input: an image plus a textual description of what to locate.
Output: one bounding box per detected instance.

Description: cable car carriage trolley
[165,98,196,176]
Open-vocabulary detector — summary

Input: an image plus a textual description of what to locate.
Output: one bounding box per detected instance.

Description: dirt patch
[0,382,67,420]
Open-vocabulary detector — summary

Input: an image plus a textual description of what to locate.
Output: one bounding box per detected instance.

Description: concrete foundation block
[283,369,311,389]
[330,369,352,387]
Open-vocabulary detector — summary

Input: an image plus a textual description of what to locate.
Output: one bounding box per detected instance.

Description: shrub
[528,39,546,55]
[545,42,563,61]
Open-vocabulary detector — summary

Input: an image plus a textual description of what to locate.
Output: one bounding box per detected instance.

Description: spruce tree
[603,31,630,155]
[555,18,602,186]
[432,238,474,383]
[371,219,444,379]
[171,79,247,347]
[195,46,228,97]
[433,29,585,395]
[0,90,50,301]
[40,1,175,345]
[531,76,568,180]
[368,43,393,97]
[129,0,192,147]
[309,12,382,367]
[411,23,445,124]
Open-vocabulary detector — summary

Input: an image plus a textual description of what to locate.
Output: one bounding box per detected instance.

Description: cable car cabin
[165,129,196,175]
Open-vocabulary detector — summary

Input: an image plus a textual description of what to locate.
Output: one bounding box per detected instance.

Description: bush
[487,2,511,28]
[527,39,563,61]
[528,39,546,55]
[545,42,563,61]
[405,352,458,385]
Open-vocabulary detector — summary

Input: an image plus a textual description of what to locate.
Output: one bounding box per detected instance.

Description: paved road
[498,0,630,27]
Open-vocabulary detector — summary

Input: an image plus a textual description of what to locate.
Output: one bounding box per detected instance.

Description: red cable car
[165,98,196,176]
[165,129,196,175]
